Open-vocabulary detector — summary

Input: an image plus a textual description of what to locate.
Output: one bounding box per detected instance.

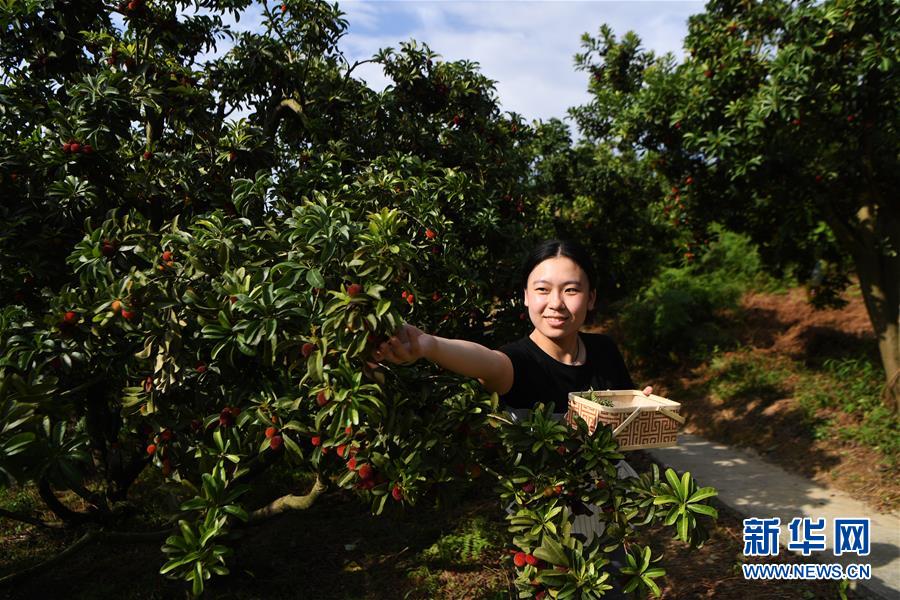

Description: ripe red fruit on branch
[146,444,157,455]
[270,435,283,451]
[357,463,374,480]
[391,485,403,501]
[219,408,235,427]
[265,426,277,439]
[346,283,362,297]
[63,311,78,324]
[513,552,527,568]
[425,228,436,240]
[301,342,315,358]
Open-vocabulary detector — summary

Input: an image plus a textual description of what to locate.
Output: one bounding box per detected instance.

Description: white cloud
[338,1,703,126]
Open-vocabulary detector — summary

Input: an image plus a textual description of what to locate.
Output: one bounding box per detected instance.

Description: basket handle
[644,394,686,424]
[612,406,643,437]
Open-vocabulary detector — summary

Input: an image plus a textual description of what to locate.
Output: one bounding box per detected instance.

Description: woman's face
[523,255,596,340]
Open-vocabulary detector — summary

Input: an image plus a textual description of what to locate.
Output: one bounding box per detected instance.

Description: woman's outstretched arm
[371,324,513,395]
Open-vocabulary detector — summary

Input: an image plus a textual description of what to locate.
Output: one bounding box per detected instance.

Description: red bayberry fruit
[391,485,403,501]
[513,552,527,568]
[346,283,363,297]
[63,311,78,324]
[525,554,539,566]
[311,435,321,446]
[316,390,328,407]
[146,444,157,455]
[219,408,234,427]
[425,228,436,240]
[270,435,283,451]
[357,463,374,480]
[301,342,315,358]
[265,426,277,439]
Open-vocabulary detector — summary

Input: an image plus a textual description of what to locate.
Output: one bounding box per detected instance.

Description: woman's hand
[371,323,434,365]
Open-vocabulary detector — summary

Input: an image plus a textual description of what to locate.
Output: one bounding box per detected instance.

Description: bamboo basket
[566,390,684,450]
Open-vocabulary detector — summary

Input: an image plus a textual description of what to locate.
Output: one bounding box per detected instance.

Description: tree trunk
[835,203,900,413]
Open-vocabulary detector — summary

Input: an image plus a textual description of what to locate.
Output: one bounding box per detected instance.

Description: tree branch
[248,475,327,523]
[0,508,64,529]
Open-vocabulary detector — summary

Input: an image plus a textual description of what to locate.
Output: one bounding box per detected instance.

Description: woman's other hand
[371,323,434,365]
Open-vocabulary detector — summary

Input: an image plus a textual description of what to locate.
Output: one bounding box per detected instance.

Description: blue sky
[337,1,705,124]
[208,1,706,127]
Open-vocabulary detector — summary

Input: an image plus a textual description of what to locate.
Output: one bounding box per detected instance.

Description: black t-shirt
[498,332,636,413]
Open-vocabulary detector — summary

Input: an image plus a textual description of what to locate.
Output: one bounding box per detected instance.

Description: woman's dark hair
[520,239,599,321]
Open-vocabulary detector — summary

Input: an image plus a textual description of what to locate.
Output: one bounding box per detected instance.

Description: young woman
[372,240,649,596]
[371,239,652,408]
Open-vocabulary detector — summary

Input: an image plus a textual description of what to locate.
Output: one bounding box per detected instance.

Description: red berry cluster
[62,139,93,154]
